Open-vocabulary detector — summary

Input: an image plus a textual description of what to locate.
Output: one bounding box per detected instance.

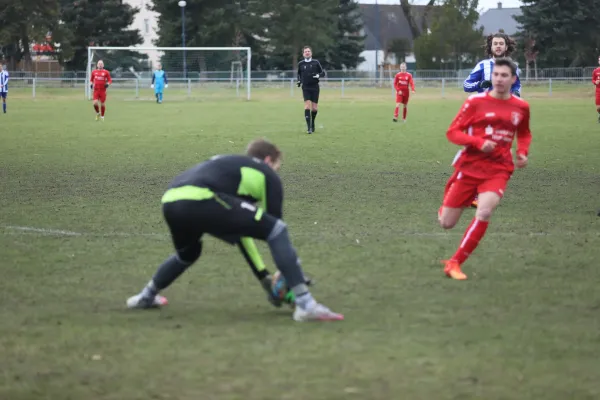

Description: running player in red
[438,57,532,280]
[90,60,112,121]
[593,55,600,123]
[393,62,415,122]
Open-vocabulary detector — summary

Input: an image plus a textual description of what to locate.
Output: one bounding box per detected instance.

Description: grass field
[1,86,599,400]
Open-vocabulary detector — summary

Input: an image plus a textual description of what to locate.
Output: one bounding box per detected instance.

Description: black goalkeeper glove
[296,80,301,87]
[105,83,110,89]
[479,80,492,89]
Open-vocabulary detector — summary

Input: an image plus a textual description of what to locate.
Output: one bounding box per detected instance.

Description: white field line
[2,225,595,240]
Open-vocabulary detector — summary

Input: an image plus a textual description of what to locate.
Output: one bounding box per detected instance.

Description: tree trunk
[525,60,530,81]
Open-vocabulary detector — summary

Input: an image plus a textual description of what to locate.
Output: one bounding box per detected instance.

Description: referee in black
[297,46,324,134]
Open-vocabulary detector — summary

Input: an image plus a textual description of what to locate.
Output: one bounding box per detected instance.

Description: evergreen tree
[323,0,366,70]
[515,0,600,67]
[59,0,144,71]
[0,0,71,70]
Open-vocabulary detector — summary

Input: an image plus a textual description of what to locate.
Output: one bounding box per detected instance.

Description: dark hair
[303,46,312,51]
[246,138,282,161]
[494,57,518,76]
[485,31,516,57]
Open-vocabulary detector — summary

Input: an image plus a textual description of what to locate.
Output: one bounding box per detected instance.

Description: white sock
[295,292,317,310]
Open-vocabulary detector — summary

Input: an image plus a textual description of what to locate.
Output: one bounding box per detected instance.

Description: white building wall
[123,0,160,67]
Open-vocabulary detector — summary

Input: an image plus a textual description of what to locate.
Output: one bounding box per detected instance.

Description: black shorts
[302,87,319,103]
[162,192,278,253]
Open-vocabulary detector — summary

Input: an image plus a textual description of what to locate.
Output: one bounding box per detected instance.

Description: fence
[6,75,595,100]
[5,66,600,80]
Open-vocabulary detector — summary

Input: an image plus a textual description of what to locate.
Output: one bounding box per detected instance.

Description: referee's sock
[311,110,318,128]
[304,109,311,130]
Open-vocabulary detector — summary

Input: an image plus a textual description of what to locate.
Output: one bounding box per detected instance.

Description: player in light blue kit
[151,63,168,103]
[0,64,9,113]
[464,31,521,97]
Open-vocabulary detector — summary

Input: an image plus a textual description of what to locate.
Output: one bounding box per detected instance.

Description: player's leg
[439,172,478,280]
[393,96,401,122]
[127,201,204,308]
[402,95,409,122]
[206,193,343,321]
[596,94,600,122]
[100,94,106,120]
[92,92,100,119]
[157,84,164,103]
[303,91,312,133]
[1,92,6,113]
[445,177,507,279]
[310,89,319,132]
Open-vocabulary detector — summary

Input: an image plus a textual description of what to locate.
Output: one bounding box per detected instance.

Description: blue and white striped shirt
[463,58,521,94]
[0,70,8,93]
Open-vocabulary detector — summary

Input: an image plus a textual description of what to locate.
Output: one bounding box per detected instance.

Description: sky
[357,0,523,12]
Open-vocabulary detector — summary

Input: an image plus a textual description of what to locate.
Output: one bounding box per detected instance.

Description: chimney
[497,2,502,8]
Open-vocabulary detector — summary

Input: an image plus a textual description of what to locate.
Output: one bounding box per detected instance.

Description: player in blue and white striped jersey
[0,64,9,113]
[464,32,521,97]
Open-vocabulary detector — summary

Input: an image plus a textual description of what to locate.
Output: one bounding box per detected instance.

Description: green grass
[1,86,599,400]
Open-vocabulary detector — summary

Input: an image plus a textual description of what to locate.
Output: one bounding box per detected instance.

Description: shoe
[393,118,398,122]
[126,293,168,309]
[293,303,344,322]
[100,116,104,122]
[442,260,467,280]
[307,129,312,134]
[95,114,99,121]
[402,119,406,123]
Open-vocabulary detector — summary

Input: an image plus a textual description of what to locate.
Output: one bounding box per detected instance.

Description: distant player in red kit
[90,60,112,121]
[593,55,600,123]
[393,62,415,122]
[438,58,532,280]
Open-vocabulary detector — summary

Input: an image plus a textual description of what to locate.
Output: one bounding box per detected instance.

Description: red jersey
[447,92,532,179]
[593,68,600,91]
[394,72,415,92]
[91,69,112,91]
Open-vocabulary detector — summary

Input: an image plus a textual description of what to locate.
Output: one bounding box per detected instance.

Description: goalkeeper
[151,62,168,103]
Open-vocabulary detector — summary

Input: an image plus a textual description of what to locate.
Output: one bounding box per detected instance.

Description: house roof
[477,5,522,36]
[358,4,435,51]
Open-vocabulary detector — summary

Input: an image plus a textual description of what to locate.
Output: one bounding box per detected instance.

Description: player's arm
[106,71,112,88]
[463,63,484,93]
[446,99,486,148]
[297,63,302,87]
[163,71,168,87]
[238,237,270,280]
[513,68,522,96]
[409,74,415,92]
[264,171,284,220]
[90,71,94,89]
[516,106,532,158]
[151,72,155,85]
[314,60,324,79]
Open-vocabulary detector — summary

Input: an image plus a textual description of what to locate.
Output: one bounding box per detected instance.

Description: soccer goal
[85,46,252,101]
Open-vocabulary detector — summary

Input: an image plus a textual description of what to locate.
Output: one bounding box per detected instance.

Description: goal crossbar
[86,46,252,100]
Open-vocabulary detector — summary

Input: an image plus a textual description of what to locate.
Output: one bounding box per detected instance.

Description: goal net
[85,47,251,101]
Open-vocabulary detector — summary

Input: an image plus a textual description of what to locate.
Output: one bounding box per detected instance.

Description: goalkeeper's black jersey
[167,155,284,219]
[297,58,324,88]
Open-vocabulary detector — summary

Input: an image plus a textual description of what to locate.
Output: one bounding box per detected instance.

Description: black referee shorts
[302,87,320,103]
[162,192,278,256]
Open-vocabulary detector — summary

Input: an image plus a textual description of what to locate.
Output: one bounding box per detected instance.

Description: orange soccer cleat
[442,260,468,280]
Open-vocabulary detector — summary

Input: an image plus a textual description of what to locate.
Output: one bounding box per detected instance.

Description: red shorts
[396,90,410,105]
[93,90,107,103]
[442,170,509,208]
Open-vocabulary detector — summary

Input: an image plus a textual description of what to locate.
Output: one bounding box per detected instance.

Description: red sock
[451,218,489,264]
[403,107,407,120]
[94,104,99,113]
[394,106,399,118]
[101,105,106,116]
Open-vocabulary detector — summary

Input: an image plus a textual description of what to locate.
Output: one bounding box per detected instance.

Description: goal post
[85,46,252,100]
